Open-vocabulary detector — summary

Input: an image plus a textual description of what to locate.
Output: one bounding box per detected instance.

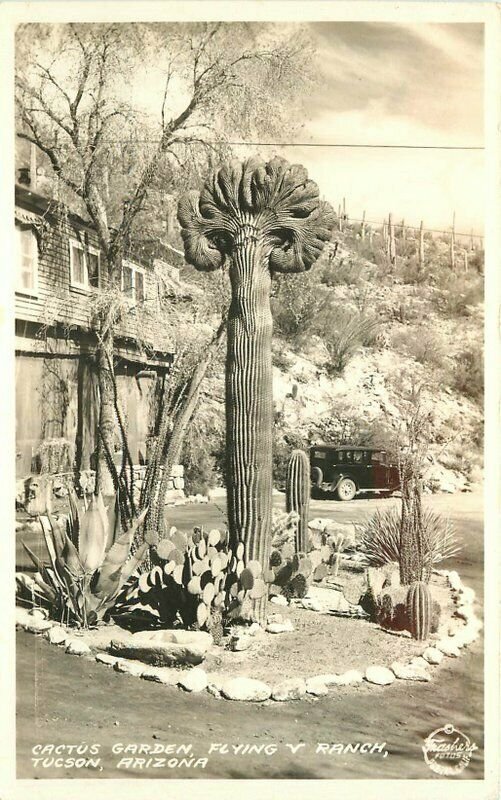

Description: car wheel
[336,478,357,501]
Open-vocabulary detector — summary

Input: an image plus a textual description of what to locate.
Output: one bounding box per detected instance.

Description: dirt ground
[16,491,485,781]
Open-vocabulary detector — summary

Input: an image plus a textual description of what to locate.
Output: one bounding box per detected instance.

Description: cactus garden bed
[16,566,480,702]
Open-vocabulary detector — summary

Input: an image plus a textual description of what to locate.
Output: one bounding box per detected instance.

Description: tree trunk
[226,226,273,625]
[95,324,117,496]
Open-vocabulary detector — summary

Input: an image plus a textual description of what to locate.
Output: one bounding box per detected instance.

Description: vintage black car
[309,445,400,501]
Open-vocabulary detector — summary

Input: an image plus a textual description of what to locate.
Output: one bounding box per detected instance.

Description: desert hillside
[176,221,483,496]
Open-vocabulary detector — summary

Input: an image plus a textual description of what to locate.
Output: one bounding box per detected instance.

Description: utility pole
[361,210,366,239]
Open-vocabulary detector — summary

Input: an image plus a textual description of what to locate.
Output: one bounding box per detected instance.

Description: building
[14,181,177,479]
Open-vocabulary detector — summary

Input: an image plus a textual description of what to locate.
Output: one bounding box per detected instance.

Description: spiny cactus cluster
[360,566,441,637]
[114,526,276,638]
[267,540,332,600]
[285,450,310,554]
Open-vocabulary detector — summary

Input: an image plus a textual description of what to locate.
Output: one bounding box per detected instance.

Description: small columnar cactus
[406,580,433,640]
[286,450,310,554]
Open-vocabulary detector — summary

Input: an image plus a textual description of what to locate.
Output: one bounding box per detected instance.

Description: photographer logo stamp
[422,724,478,776]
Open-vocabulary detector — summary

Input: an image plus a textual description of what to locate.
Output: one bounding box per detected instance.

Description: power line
[83,139,483,151]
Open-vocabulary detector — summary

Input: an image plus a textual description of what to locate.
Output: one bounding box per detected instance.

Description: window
[69,238,101,290]
[87,246,100,288]
[371,451,382,463]
[16,225,38,295]
[353,451,362,463]
[121,260,145,304]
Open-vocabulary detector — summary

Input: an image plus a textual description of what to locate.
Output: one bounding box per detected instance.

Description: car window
[353,451,362,463]
[371,452,382,463]
[345,451,352,462]
[337,451,344,462]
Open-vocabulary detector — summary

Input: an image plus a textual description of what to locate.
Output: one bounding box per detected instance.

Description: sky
[255,22,484,238]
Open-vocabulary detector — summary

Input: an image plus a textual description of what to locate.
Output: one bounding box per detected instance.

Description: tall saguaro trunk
[178,157,334,624]
[226,229,273,566]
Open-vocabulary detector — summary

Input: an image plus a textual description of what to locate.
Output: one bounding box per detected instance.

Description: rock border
[16,568,481,703]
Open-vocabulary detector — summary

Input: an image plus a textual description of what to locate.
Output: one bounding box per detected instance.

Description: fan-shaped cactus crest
[178,157,334,623]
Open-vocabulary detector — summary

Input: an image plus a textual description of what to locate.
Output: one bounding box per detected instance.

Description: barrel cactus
[178,157,334,624]
[406,580,432,640]
[286,450,310,553]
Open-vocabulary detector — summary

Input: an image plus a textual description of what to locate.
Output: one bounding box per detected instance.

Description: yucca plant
[20,488,148,628]
[358,507,461,576]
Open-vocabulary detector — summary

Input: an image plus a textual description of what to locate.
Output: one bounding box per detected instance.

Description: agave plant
[19,488,148,628]
[358,507,462,575]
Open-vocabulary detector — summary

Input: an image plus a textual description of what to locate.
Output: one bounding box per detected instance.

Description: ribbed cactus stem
[406,580,432,640]
[177,157,335,627]
[226,226,273,624]
[286,450,310,553]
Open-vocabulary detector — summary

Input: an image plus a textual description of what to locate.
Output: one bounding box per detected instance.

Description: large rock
[332,669,364,686]
[435,639,460,658]
[391,661,431,682]
[114,659,144,677]
[109,629,211,666]
[422,647,444,665]
[221,678,271,702]
[365,666,395,686]
[44,626,67,646]
[141,666,181,685]
[271,678,306,701]
[65,640,91,656]
[266,620,294,634]
[306,678,329,696]
[178,668,208,693]
[95,653,119,667]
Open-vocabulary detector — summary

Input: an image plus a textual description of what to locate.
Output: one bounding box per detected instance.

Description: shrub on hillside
[390,326,448,371]
[433,274,483,317]
[271,271,329,346]
[452,346,484,403]
[317,308,381,375]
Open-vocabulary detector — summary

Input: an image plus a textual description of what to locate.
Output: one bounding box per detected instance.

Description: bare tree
[15,21,316,493]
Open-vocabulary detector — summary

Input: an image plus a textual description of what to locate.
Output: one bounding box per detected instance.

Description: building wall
[15,346,161,478]
[14,189,173,477]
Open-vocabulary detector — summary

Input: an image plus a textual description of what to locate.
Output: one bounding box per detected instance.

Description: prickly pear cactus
[406,580,433,640]
[286,450,310,554]
[178,157,334,624]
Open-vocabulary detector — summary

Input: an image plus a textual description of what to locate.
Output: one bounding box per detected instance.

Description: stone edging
[15,568,481,703]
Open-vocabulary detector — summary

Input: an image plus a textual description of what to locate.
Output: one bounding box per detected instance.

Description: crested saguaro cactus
[286,450,310,554]
[178,157,334,624]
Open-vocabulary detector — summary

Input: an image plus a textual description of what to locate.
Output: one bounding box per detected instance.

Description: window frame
[15,223,39,298]
[69,237,88,290]
[69,237,102,291]
[86,244,101,289]
[121,259,146,305]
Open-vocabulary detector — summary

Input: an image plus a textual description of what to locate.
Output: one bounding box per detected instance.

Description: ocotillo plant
[178,157,334,623]
[286,450,310,553]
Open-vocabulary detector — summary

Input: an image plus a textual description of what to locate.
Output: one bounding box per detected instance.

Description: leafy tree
[15,21,316,493]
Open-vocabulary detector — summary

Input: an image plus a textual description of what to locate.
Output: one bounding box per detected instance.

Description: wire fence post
[388,213,396,265]
[419,220,425,272]
[450,211,456,271]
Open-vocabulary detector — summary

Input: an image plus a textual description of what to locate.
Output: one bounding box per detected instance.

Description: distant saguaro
[178,157,334,623]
